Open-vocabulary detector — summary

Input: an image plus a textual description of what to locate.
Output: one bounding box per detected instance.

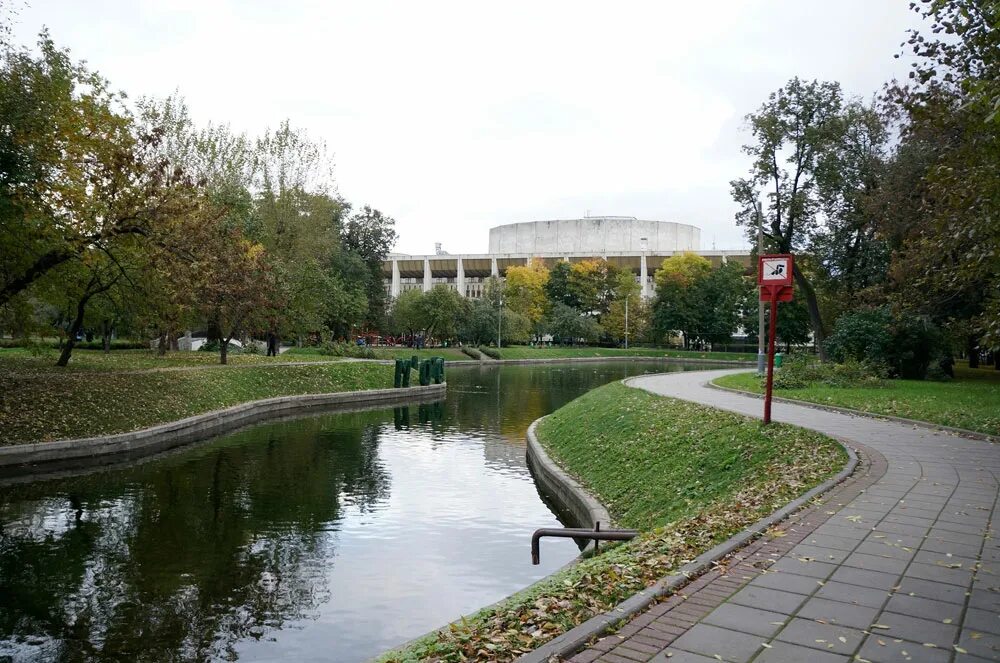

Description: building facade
[382,217,750,300]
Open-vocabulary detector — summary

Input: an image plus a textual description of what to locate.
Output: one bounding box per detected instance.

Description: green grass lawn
[713,365,1000,436]
[284,346,471,362]
[1,361,392,444]
[382,381,844,662]
[494,345,756,362]
[0,347,336,372]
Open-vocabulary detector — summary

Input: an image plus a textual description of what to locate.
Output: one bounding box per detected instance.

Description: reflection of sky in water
[0,361,715,663]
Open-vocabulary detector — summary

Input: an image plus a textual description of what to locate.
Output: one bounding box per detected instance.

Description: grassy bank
[284,346,470,361]
[1,361,392,444]
[381,381,844,662]
[713,365,1000,436]
[0,347,336,372]
[496,346,756,362]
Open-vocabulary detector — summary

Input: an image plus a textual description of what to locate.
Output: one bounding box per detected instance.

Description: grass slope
[0,347,336,372]
[713,366,1000,436]
[497,346,755,362]
[1,361,391,444]
[285,346,470,361]
[381,381,844,662]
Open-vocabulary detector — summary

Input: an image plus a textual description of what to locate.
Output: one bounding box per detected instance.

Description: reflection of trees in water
[0,410,391,662]
[444,364,668,439]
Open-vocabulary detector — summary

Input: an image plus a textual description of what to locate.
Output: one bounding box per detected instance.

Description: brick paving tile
[538,370,998,663]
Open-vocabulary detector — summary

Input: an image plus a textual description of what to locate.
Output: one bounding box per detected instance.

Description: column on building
[423,258,432,292]
[640,253,650,300]
[456,257,465,297]
[391,259,401,298]
[491,257,498,278]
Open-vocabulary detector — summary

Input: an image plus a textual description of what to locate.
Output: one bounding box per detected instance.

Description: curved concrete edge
[0,383,447,470]
[526,417,617,543]
[707,376,998,443]
[516,377,860,663]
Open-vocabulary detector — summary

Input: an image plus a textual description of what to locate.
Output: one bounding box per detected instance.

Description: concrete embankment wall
[0,383,446,472]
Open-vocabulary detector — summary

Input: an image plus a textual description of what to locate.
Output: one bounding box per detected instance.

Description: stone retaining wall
[0,383,446,471]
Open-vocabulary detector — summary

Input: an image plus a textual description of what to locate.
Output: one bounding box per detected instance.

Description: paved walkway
[568,369,999,663]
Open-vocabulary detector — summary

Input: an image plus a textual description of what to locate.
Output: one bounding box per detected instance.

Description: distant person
[267,332,278,357]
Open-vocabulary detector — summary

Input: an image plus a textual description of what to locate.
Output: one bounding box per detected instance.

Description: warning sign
[757,254,794,287]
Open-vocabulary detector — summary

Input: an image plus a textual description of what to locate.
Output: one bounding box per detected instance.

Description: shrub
[460,346,482,360]
[825,308,947,380]
[478,345,501,359]
[314,341,376,359]
[771,354,885,389]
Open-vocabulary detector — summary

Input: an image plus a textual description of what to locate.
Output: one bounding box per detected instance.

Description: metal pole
[497,296,502,349]
[624,295,629,349]
[764,288,779,424]
[756,202,766,376]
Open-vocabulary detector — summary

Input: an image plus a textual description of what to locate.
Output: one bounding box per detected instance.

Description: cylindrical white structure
[488,217,699,254]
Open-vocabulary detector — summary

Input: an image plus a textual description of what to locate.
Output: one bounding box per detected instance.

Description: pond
[0,361,719,662]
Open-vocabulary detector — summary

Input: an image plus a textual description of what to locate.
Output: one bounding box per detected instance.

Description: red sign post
[757,254,794,424]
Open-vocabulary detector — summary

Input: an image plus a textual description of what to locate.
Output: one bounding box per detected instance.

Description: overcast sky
[12,1,924,255]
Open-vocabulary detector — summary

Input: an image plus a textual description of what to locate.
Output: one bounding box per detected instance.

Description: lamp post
[755,202,766,376]
[497,296,503,350]
[624,295,629,350]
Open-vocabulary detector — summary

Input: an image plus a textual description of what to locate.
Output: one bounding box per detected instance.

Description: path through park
[566,369,999,663]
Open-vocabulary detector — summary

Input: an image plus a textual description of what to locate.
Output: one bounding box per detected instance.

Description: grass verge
[713,365,1000,437]
[0,347,336,372]
[0,361,392,444]
[284,346,471,362]
[380,381,844,662]
[495,346,755,362]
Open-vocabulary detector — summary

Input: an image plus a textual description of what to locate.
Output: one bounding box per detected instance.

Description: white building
[382,216,749,300]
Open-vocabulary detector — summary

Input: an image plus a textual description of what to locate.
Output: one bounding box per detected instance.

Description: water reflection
[0,361,719,662]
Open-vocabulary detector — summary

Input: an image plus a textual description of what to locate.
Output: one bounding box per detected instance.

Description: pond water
[0,361,717,662]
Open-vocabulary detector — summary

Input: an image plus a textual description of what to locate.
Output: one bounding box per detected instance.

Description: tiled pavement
[565,370,999,663]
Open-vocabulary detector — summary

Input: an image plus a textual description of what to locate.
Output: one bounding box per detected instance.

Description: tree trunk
[220,337,229,365]
[968,335,979,369]
[157,330,167,356]
[793,266,827,361]
[57,294,92,367]
[102,319,111,354]
[170,332,179,352]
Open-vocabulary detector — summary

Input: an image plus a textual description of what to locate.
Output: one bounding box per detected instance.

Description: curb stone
[707,377,998,443]
[0,383,446,471]
[515,376,859,663]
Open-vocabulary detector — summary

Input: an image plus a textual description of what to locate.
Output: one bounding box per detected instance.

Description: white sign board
[761,257,790,281]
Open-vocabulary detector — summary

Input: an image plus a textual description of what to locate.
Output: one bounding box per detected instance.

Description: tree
[389,289,424,339]
[603,271,649,344]
[651,253,712,348]
[419,285,468,340]
[740,284,812,352]
[730,78,846,358]
[544,261,577,309]
[191,223,277,364]
[880,0,1000,352]
[567,259,619,316]
[544,302,603,345]
[811,101,891,312]
[652,254,746,348]
[504,261,549,325]
[0,33,198,308]
[342,205,398,328]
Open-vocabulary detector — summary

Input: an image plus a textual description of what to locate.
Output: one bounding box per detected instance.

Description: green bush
[478,345,501,359]
[825,308,947,380]
[314,341,376,359]
[771,354,885,389]
[460,346,482,360]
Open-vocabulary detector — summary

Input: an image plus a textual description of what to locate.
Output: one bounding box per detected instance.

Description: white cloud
[12,0,924,254]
